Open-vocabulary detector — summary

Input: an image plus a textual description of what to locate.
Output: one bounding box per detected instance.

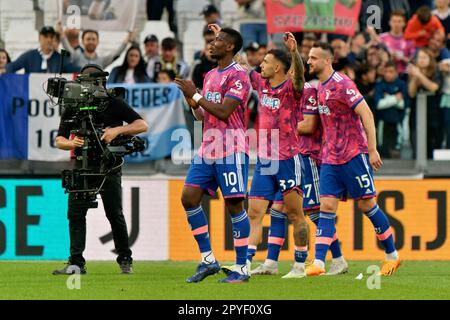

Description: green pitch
[0,261,449,300]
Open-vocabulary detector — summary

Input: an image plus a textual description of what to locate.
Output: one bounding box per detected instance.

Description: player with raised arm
[244,32,309,279]
[250,78,349,277]
[175,26,252,283]
[305,42,400,276]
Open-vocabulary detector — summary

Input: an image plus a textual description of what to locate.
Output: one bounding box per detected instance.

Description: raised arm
[102,30,136,68]
[284,32,304,92]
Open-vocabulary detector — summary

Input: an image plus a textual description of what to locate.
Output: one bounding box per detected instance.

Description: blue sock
[309,213,342,259]
[231,210,250,266]
[315,212,336,263]
[247,246,256,263]
[267,209,287,262]
[365,204,396,254]
[186,206,211,254]
[295,247,308,263]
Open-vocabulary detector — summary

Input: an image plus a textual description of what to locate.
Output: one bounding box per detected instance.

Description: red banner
[266,0,362,36]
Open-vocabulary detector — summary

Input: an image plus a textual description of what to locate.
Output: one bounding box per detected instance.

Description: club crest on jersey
[261,94,281,110]
[205,91,222,103]
[325,90,331,100]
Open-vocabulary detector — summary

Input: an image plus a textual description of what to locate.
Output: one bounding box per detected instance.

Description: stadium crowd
[0,0,449,160]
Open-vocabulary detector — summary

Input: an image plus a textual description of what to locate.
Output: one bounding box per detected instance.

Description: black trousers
[380,122,399,159]
[67,170,132,266]
[146,0,177,35]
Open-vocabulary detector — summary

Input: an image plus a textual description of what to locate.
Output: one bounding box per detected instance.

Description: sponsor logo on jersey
[318,104,331,116]
[205,91,222,103]
[261,94,281,110]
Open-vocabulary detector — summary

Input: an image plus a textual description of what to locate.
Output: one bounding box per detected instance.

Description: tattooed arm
[284,32,305,92]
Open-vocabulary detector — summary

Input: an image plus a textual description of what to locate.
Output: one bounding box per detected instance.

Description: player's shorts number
[304,184,312,198]
[279,179,296,191]
[223,172,238,187]
[355,174,371,189]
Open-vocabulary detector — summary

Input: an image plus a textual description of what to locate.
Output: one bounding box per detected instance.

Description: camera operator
[52,64,149,275]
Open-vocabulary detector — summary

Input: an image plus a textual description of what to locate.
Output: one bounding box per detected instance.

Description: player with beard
[305,42,400,276]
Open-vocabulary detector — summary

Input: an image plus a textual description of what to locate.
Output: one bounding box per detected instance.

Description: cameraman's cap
[40,26,57,36]
[245,42,260,52]
[144,34,159,44]
[80,63,105,74]
[200,4,219,16]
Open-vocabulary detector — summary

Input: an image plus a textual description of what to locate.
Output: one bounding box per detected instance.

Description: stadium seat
[4,20,38,61]
[182,20,205,66]
[176,0,209,39]
[0,0,36,41]
[139,20,175,44]
[97,30,128,59]
[220,0,240,27]
[42,0,59,27]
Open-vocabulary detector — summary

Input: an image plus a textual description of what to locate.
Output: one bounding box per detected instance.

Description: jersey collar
[322,70,336,86]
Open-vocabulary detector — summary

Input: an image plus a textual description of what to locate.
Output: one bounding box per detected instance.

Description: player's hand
[174,78,197,98]
[101,127,120,144]
[283,32,297,53]
[369,150,383,171]
[127,29,138,43]
[72,136,85,148]
[184,93,199,109]
[208,24,221,35]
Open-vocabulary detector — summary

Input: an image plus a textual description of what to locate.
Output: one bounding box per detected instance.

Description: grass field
[0,261,449,300]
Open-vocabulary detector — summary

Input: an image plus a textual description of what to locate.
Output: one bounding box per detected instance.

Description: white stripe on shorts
[361,154,375,191]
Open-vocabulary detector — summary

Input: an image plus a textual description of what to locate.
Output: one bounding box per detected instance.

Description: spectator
[300,33,317,82]
[360,0,411,33]
[331,37,355,80]
[378,10,415,78]
[256,44,267,65]
[244,42,260,69]
[408,48,442,159]
[64,28,83,52]
[108,45,150,84]
[235,0,267,48]
[194,29,215,62]
[6,26,80,74]
[200,4,224,32]
[0,48,11,75]
[300,33,317,62]
[355,63,377,113]
[56,22,136,69]
[146,0,177,35]
[405,6,445,48]
[192,32,217,89]
[433,0,450,43]
[374,61,408,158]
[348,32,368,66]
[428,29,450,62]
[409,0,434,16]
[53,32,61,53]
[157,69,176,83]
[149,37,190,81]
[366,44,391,79]
[143,34,160,81]
[439,57,450,149]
